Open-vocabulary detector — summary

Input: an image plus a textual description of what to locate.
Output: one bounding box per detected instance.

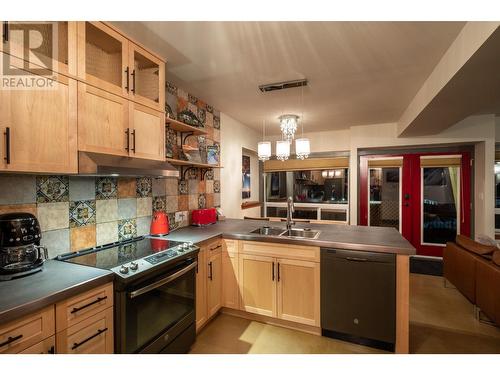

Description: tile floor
[190,274,500,354]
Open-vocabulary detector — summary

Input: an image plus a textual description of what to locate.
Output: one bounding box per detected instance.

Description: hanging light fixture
[295,84,310,159]
[257,119,271,161]
[279,114,299,142]
[276,140,290,161]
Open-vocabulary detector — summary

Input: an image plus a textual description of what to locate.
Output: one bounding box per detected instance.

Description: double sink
[249,226,321,240]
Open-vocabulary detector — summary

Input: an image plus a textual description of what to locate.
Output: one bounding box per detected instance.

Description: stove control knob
[130,262,138,271]
[183,243,189,249]
[119,265,129,274]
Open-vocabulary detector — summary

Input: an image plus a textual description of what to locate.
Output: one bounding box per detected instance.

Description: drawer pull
[48,345,55,354]
[210,245,222,251]
[0,334,23,348]
[71,296,107,314]
[71,328,108,350]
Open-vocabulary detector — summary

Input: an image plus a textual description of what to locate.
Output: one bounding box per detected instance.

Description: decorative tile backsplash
[0,82,221,259]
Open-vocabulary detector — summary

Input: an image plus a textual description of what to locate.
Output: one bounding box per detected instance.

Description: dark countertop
[0,260,113,325]
[167,219,416,255]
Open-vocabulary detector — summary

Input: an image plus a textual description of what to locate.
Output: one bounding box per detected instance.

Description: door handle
[208,261,213,280]
[272,261,275,281]
[125,128,130,152]
[131,129,136,153]
[3,22,8,43]
[277,262,280,282]
[4,127,10,164]
[125,66,129,92]
[131,69,136,93]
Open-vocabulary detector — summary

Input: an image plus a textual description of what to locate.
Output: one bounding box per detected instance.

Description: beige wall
[220,113,261,219]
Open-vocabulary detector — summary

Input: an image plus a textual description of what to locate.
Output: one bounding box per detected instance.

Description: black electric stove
[57,236,199,354]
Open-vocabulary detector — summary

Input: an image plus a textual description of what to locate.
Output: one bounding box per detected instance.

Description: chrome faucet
[286,196,295,231]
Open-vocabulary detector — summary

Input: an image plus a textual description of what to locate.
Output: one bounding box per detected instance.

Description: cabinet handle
[208,261,213,280]
[0,334,23,348]
[131,129,136,153]
[277,262,280,282]
[125,66,129,92]
[3,22,8,43]
[47,345,55,354]
[4,127,10,164]
[210,245,221,251]
[71,328,108,350]
[125,128,130,152]
[71,295,107,314]
[272,261,275,281]
[131,69,136,93]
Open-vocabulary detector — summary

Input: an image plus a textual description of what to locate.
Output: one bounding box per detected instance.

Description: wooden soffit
[264,157,349,172]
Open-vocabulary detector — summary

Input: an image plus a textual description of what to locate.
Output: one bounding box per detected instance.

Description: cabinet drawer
[206,240,222,255]
[56,283,113,332]
[223,239,239,254]
[0,306,55,354]
[19,335,55,354]
[56,307,114,354]
[240,241,320,262]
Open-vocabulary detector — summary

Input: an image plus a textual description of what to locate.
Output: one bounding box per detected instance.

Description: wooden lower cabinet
[222,250,240,310]
[276,258,320,327]
[239,254,277,317]
[195,247,208,332]
[56,307,113,354]
[20,335,55,354]
[207,251,222,318]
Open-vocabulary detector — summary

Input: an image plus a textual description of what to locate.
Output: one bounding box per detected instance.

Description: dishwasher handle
[345,256,369,262]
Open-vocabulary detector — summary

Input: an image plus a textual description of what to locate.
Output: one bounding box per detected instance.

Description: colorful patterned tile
[213,180,221,193]
[188,179,198,195]
[188,168,198,180]
[205,193,214,208]
[205,112,214,128]
[96,177,117,200]
[41,229,70,258]
[166,179,178,196]
[197,107,206,125]
[118,219,137,240]
[118,178,137,198]
[213,115,220,129]
[206,104,214,114]
[188,93,198,105]
[0,175,36,204]
[177,211,190,228]
[37,202,69,231]
[96,199,118,223]
[153,196,166,212]
[205,169,214,181]
[69,177,95,202]
[198,180,206,193]
[214,193,221,207]
[177,96,188,112]
[188,195,198,210]
[0,203,37,216]
[165,127,177,159]
[152,178,166,197]
[165,196,178,213]
[96,221,118,246]
[178,87,188,100]
[213,128,220,142]
[178,180,188,195]
[214,168,220,180]
[137,197,152,217]
[118,198,137,220]
[166,81,177,96]
[205,180,214,194]
[70,225,96,251]
[136,177,152,198]
[178,195,189,211]
[205,127,214,141]
[69,200,96,228]
[136,216,151,236]
[36,176,69,203]
[198,194,206,209]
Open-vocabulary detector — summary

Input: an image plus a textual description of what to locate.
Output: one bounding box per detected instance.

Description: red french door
[359,152,471,257]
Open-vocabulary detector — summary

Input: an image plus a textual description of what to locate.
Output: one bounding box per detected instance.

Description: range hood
[78,152,179,178]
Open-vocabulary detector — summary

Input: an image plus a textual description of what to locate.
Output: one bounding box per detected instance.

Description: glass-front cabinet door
[129,43,165,111]
[1,21,76,76]
[77,21,129,97]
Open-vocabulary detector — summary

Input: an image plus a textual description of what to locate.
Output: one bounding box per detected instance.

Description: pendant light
[279,114,299,142]
[276,140,290,161]
[295,85,310,159]
[257,119,271,161]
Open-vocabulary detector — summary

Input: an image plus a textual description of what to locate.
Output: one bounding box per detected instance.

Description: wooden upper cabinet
[276,258,320,327]
[77,21,129,98]
[77,82,129,157]
[0,67,77,174]
[129,102,165,161]
[128,43,165,111]
[1,21,77,76]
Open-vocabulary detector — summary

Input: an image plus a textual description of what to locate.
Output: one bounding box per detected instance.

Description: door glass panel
[422,167,459,245]
[134,51,160,103]
[369,167,400,231]
[266,206,287,218]
[320,209,347,222]
[85,22,122,87]
[293,207,318,220]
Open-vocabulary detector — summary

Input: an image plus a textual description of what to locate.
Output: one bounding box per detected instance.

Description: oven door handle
[128,261,197,299]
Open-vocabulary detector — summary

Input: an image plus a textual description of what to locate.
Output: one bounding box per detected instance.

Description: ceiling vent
[258,79,308,93]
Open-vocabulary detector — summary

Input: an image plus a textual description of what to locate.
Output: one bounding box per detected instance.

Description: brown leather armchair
[443,235,500,325]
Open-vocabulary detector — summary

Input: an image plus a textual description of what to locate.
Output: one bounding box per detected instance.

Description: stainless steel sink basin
[280,228,321,239]
[249,226,320,239]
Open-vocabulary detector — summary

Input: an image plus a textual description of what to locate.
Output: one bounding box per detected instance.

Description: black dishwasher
[320,248,396,351]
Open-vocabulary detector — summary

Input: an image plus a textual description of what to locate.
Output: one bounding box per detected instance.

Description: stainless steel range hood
[78,152,179,178]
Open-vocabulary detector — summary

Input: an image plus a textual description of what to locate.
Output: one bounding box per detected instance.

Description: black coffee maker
[0,213,48,281]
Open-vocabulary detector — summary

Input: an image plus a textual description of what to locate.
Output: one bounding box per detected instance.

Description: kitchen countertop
[167,219,416,255]
[0,260,113,325]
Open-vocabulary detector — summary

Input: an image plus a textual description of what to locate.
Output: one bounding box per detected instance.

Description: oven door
[119,258,197,353]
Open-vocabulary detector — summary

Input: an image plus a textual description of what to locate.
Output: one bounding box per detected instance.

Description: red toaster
[191,208,217,226]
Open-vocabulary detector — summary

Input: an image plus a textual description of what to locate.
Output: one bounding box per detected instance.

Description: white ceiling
[113,21,465,135]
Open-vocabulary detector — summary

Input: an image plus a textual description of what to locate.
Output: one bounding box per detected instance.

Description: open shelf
[165,158,222,169]
[165,117,207,136]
